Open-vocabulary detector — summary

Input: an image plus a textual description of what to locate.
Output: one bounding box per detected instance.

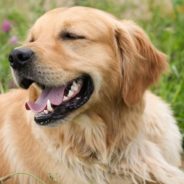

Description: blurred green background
[0,0,184,136]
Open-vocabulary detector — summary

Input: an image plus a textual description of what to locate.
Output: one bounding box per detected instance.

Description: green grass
[0,0,184,136]
[142,3,184,132]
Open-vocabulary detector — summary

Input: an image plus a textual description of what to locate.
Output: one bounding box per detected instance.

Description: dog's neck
[93,96,145,149]
[31,95,145,183]
[35,95,144,159]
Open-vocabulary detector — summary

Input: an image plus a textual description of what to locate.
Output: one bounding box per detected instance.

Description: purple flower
[2,19,12,33]
[9,36,18,45]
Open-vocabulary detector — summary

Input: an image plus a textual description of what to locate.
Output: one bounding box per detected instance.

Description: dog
[0,6,184,184]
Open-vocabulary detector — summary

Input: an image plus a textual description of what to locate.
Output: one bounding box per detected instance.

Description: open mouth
[24,75,94,125]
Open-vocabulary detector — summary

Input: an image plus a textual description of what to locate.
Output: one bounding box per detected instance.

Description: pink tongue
[25,86,66,112]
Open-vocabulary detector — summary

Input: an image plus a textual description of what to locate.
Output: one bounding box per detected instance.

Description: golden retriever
[0,6,184,184]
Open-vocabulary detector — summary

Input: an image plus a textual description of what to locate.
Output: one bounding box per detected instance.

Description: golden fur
[0,7,184,184]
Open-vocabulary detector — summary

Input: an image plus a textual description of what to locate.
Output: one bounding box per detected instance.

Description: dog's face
[9,7,167,126]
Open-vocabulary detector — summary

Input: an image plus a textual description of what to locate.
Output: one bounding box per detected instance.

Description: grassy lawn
[0,0,184,139]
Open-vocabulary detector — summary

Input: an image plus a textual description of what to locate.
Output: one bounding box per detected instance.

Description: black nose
[8,48,34,69]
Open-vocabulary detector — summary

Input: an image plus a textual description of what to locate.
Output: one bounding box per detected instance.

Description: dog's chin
[17,74,94,126]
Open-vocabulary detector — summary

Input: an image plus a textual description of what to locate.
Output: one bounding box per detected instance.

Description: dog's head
[9,7,167,126]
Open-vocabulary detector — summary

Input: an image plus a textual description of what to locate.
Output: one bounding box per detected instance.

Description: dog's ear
[115,20,168,106]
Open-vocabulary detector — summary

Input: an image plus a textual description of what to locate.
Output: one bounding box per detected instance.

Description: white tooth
[47,99,53,112]
[73,81,78,87]
[71,84,78,92]
[44,110,48,114]
[63,96,68,101]
[68,90,74,97]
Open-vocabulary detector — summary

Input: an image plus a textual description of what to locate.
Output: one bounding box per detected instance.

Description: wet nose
[8,48,34,69]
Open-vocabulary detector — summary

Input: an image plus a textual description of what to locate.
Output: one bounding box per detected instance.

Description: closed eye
[60,31,86,40]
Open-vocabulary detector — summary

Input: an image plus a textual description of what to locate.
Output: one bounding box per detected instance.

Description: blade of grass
[0,172,47,184]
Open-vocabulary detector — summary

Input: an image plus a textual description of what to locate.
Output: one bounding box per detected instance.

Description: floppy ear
[115,20,168,106]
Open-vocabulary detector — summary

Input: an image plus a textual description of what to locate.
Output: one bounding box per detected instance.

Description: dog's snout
[8,48,34,69]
